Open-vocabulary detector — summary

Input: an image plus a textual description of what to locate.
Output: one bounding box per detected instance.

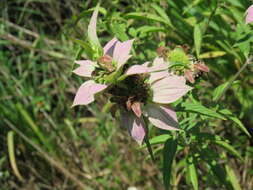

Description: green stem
[215,56,252,102]
[203,0,220,34]
[143,118,155,163]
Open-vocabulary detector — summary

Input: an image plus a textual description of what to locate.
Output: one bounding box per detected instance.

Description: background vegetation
[0,0,253,189]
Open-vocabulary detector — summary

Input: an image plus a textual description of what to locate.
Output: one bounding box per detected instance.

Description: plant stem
[216,56,252,102]
[143,118,155,163]
[144,136,155,163]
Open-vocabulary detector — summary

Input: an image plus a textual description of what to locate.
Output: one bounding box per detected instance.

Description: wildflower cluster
[72,6,209,144]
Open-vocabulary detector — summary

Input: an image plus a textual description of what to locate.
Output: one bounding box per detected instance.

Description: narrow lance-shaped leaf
[194,24,202,58]
[213,140,243,161]
[187,159,198,190]
[151,3,173,28]
[125,12,172,26]
[199,51,226,59]
[163,138,177,190]
[142,134,171,147]
[180,102,226,120]
[212,82,229,101]
[219,109,251,137]
[225,164,242,190]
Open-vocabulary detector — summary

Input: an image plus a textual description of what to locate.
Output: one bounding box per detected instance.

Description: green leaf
[183,0,203,15]
[225,164,242,190]
[136,26,166,35]
[216,40,242,63]
[145,134,171,146]
[163,139,177,190]
[187,162,198,190]
[125,12,171,26]
[110,22,128,41]
[72,39,93,59]
[194,24,202,58]
[181,102,226,120]
[212,82,229,101]
[151,3,173,28]
[16,103,48,147]
[219,109,251,137]
[213,140,243,161]
[199,51,226,59]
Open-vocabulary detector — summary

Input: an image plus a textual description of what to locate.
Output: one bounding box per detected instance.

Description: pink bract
[121,103,179,144]
[121,111,146,145]
[72,80,107,106]
[246,5,253,24]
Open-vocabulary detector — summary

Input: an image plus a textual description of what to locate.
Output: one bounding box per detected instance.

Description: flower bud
[184,70,195,83]
[99,55,113,63]
[194,63,209,72]
[156,46,167,57]
[98,55,114,72]
[131,101,142,118]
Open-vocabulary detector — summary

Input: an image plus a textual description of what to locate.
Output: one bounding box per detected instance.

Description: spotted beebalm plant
[72,6,192,144]
[69,4,253,190]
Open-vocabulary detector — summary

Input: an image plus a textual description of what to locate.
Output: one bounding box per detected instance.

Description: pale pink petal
[73,60,96,77]
[88,6,100,47]
[75,60,94,65]
[113,39,134,69]
[152,75,192,104]
[72,80,107,106]
[147,57,168,72]
[149,71,170,84]
[150,57,170,72]
[145,104,179,130]
[153,57,165,65]
[148,63,168,72]
[246,5,253,24]
[117,55,132,69]
[153,89,191,104]
[103,38,119,56]
[121,111,146,145]
[152,75,187,90]
[125,65,149,76]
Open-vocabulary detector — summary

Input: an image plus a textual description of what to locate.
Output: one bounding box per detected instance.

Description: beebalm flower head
[246,5,253,24]
[156,46,209,83]
[109,58,192,144]
[72,6,134,107]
